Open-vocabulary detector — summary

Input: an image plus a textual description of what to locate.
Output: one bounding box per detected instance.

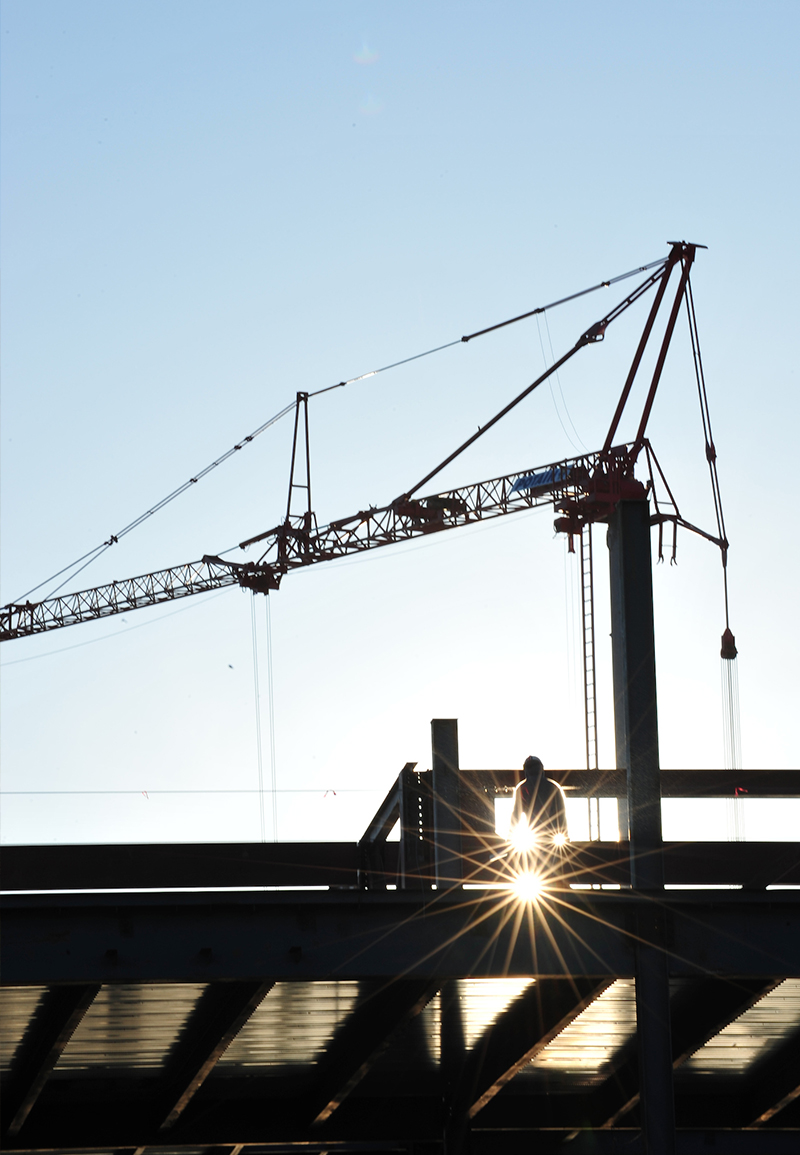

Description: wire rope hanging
[265,593,278,841]
[684,276,742,780]
[251,593,267,842]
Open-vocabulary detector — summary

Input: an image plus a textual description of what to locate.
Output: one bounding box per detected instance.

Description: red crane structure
[0,240,730,780]
[0,242,746,1155]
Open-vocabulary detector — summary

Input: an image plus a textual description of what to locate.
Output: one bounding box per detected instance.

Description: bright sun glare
[509,822,538,852]
[513,871,545,902]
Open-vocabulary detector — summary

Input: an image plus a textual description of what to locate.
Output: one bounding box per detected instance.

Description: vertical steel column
[608,499,675,1155]
[608,500,663,890]
[431,718,462,889]
[441,979,468,1154]
[399,763,430,889]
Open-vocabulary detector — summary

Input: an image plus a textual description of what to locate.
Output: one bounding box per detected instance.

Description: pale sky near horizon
[1,0,798,847]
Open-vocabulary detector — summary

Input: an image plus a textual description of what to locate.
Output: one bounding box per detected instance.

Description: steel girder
[3,890,800,986]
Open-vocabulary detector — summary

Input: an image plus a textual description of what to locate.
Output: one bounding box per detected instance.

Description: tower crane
[1,242,738,1155]
[0,242,732,780]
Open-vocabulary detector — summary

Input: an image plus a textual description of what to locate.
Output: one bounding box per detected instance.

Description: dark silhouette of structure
[2,246,796,1153]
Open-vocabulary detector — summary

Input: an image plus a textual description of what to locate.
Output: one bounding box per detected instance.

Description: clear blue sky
[1,0,798,845]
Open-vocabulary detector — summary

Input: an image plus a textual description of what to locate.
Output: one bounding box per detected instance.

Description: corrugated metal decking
[217,981,360,1073]
[0,987,47,1072]
[53,983,207,1075]
[680,978,800,1077]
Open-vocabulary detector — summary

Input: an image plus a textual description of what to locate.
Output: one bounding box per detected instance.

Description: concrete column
[431,718,462,889]
[607,499,675,1155]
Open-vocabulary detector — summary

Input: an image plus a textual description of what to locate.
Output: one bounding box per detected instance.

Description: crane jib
[1,447,643,642]
[2,245,714,644]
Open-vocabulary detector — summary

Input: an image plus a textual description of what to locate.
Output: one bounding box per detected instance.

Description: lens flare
[358,94,384,116]
[513,871,544,902]
[354,43,379,64]
[552,831,568,847]
[509,822,537,853]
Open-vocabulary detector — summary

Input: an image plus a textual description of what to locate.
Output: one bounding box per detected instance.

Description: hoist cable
[265,593,278,842]
[545,310,587,451]
[684,276,741,767]
[250,595,267,842]
[685,277,731,626]
[537,316,580,452]
[721,657,742,770]
[12,254,667,605]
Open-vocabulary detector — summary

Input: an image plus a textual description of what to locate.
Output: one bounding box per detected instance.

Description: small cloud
[353,42,379,64]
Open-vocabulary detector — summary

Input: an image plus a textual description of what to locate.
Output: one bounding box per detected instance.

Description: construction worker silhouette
[511,755,568,851]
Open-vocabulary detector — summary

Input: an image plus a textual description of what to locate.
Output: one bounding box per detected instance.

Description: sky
[1,0,798,847]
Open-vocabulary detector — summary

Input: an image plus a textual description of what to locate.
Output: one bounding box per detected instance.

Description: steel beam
[432,719,462,889]
[3,839,800,892]
[595,977,779,1127]
[399,763,433,888]
[471,1134,800,1155]
[745,1028,800,1126]
[6,1097,800,1155]
[359,777,403,843]
[462,978,613,1118]
[310,979,441,1126]
[608,498,674,1154]
[441,979,467,1153]
[1,983,100,1139]
[0,840,369,891]
[3,892,800,986]
[357,771,405,889]
[608,499,663,890]
[156,980,273,1131]
[633,910,675,1153]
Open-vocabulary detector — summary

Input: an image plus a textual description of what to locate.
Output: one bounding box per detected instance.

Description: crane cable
[13,398,297,603]
[265,593,278,841]
[685,278,730,612]
[250,593,267,842]
[684,275,741,770]
[11,255,667,606]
